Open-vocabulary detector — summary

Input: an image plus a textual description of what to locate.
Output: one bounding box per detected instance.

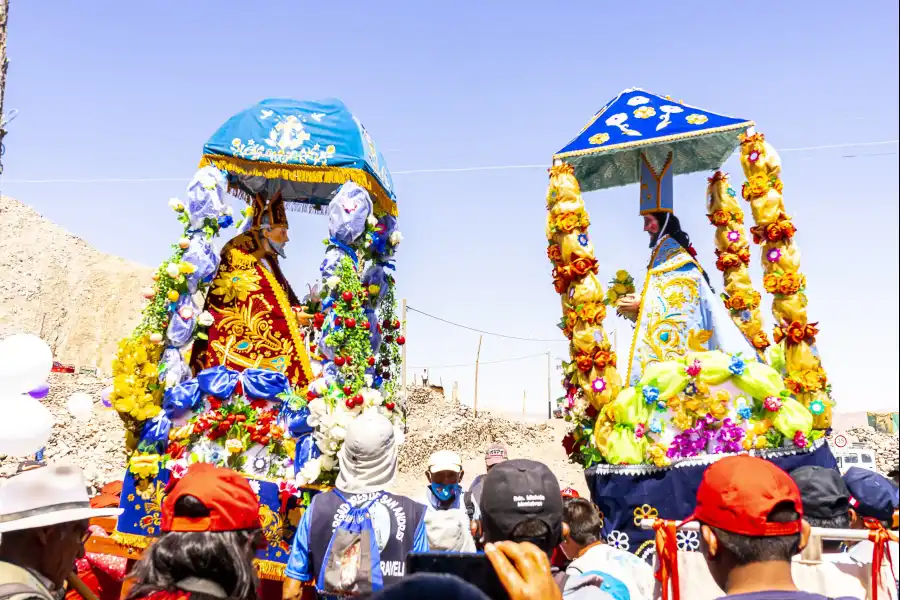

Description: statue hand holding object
[616,294,640,321]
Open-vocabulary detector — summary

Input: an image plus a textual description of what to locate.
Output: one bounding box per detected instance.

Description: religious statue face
[643,214,660,237]
[262,226,290,258]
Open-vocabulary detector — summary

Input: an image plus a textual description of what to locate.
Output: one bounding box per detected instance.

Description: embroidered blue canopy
[554,88,753,193]
[201,98,397,215]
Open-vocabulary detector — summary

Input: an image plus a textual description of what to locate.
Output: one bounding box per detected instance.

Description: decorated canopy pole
[546,163,620,466]
[739,132,831,428]
[706,172,769,353]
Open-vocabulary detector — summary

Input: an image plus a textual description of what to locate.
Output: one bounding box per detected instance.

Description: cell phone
[406,552,510,600]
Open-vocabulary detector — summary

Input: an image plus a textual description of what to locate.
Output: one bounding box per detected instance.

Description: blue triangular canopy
[554,88,753,192]
[202,98,397,215]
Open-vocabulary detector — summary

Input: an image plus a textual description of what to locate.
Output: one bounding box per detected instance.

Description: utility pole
[546,351,552,419]
[0,0,9,173]
[473,335,483,417]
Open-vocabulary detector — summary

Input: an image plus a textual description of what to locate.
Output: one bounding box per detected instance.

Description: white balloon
[0,334,53,395]
[66,392,94,422]
[0,393,54,457]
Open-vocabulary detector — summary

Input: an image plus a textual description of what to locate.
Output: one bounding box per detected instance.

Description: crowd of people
[0,411,898,600]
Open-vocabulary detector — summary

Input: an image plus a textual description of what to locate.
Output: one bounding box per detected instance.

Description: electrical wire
[406,305,566,343]
[408,352,548,369]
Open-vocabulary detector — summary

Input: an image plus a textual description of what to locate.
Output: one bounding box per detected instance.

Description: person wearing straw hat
[0,465,122,600]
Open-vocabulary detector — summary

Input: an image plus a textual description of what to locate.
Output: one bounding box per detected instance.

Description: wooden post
[546,351,552,419]
[522,390,526,415]
[400,298,408,393]
[473,335,483,417]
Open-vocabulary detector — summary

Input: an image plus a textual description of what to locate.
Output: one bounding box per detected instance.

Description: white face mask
[262,229,287,258]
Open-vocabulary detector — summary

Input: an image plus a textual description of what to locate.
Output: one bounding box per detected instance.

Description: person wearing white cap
[421,450,476,552]
[0,464,122,600]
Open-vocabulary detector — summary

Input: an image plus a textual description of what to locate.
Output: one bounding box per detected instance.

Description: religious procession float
[547,88,836,562]
[94,98,405,579]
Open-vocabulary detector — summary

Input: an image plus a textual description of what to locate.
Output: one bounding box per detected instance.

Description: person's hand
[485,540,563,600]
[616,294,640,320]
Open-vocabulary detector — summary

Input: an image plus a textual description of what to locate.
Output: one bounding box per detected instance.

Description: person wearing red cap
[688,455,856,600]
[124,463,264,600]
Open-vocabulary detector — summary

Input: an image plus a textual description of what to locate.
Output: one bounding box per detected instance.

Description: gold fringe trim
[111,531,152,549]
[255,559,287,581]
[553,121,754,160]
[198,154,399,217]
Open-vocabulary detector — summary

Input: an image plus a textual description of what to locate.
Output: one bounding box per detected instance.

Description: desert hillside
[0,196,152,370]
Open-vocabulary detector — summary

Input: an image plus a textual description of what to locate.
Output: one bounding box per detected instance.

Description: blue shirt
[285,490,430,582]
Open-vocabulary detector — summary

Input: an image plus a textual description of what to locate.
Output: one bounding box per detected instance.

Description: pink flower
[685,360,702,378]
[748,150,761,163]
[591,378,607,393]
[766,248,782,263]
[727,230,741,242]
[566,396,575,410]
[763,396,783,412]
[793,430,808,448]
[169,463,188,480]
[278,480,299,496]
[635,424,646,439]
[178,306,194,320]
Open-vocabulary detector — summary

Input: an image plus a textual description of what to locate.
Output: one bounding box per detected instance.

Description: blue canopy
[201,98,397,216]
[554,88,753,193]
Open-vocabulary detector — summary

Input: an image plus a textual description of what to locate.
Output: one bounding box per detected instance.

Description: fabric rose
[556,212,581,233]
[738,247,752,264]
[576,354,594,372]
[751,332,771,350]
[725,293,747,311]
[716,252,743,271]
[785,321,809,344]
[547,244,562,262]
[763,273,780,293]
[571,257,599,277]
[708,210,730,226]
[765,222,785,242]
[593,350,616,370]
[742,174,768,200]
[581,303,606,325]
[778,272,804,295]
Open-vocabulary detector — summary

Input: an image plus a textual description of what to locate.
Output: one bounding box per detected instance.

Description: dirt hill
[0,196,152,370]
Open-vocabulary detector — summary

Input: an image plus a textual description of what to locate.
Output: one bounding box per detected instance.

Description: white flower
[248,479,262,496]
[367,214,378,227]
[320,454,337,471]
[607,530,630,551]
[627,96,650,106]
[686,114,709,125]
[149,333,164,344]
[389,231,403,246]
[224,205,234,216]
[660,105,684,114]
[308,397,327,416]
[197,311,215,327]
[325,276,341,289]
[198,173,218,190]
[605,113,628,127]
[165,262,181,279]
[361,388,384,407]
[296,457,322,485]
[329,424,347,441]
[168,197,185,211]
[178,306,194,320]
[364,374,374,388]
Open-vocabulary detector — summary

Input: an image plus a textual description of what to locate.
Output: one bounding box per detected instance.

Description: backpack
[317,490,385,596]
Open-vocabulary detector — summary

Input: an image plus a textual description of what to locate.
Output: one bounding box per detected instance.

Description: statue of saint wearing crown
[189,192,314,392]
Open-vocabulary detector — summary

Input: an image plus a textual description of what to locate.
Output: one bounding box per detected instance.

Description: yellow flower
[634,106,656,119]
[367,284,380,296]
[753,420,771,435]
[715,390,732,404]
[615,270,630,282]
[225,439,244,455]
[754,436,769,449]
[606,289,618,303]
[130,453,161,480]
[633,504,659,526]
[673,410,693,431]
[211,269,262,304]
[647,444,671,468]
[326,145,336,154]
[589,132,610,146]
[167,289,180,302]
[614,283,627,294]
[179,262,197,275]
[695,381,710,397]
[686,114,709,125]
[170,424,194,441]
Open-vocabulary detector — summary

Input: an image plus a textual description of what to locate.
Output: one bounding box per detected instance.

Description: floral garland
[112,168,232,451]
[546,163,622,468]
[376,277,403,403]
[706,172,769,351]
[739,132,831,429]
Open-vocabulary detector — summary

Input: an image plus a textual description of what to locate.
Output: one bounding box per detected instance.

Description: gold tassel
[198,154,398,217]
[255,560,287,581]
[111,530,153,549]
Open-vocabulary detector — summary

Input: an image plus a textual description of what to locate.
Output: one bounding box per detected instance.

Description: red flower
[250,399,268,411]
[562,433,577,456]
[208,398,222,411]
[166,442,186,460]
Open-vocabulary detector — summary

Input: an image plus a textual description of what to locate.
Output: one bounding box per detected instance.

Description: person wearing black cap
[792,466,853,553]
[477,459,611,599]
[843,468,899,588]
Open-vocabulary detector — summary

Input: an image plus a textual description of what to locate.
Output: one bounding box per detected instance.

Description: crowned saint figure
[189,192,314,391]
[614,154,756,386]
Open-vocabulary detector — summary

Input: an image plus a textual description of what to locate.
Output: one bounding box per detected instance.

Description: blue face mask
[429,482,461,503]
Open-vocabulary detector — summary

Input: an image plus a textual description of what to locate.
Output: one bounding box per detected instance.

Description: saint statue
[614,155,755,386]
[189,192,314,391]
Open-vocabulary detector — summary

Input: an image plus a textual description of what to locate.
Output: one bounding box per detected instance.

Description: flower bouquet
[604,269,635,306]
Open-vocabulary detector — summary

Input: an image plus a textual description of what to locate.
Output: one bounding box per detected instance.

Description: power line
[409,352,548,369]
[1,140,896,184]
[407,305,566,343]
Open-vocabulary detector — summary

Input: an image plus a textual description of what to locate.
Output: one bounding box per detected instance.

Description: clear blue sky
[3,1,898,415]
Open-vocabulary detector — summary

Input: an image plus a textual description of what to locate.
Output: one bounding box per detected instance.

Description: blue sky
[3,1,898,415]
